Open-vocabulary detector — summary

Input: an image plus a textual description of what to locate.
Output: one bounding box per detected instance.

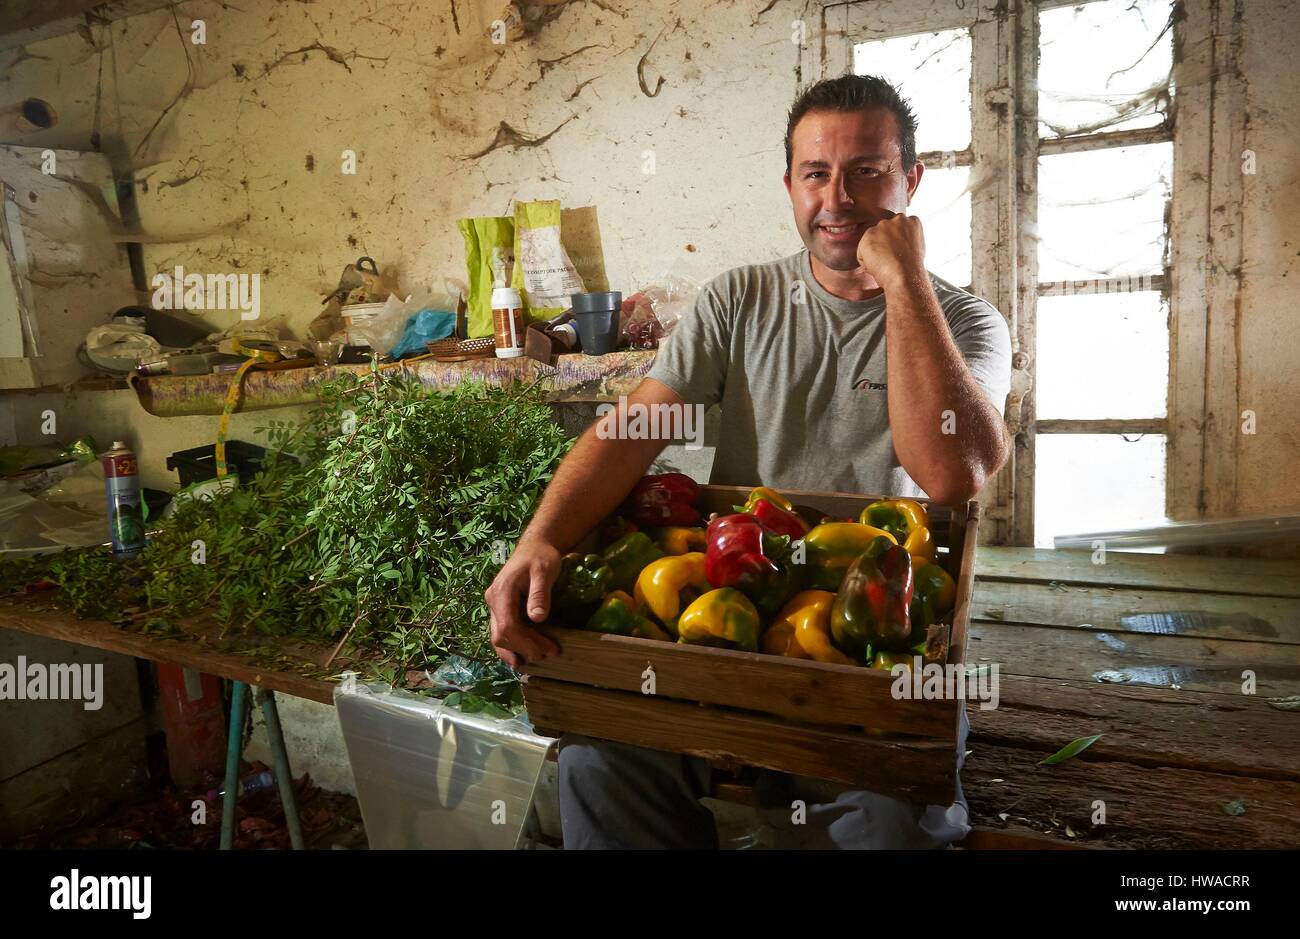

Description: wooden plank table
[961,548,1300,849]
[3,546,1298,849]
[0,599,341,705]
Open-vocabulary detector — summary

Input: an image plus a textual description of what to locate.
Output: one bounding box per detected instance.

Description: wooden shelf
[127,350,657,417]
[2,376,130,395]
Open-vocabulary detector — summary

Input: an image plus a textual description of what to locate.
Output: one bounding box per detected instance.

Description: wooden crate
[522,486,980,805]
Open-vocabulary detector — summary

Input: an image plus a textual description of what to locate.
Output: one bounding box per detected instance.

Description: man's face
[784,106,922,272]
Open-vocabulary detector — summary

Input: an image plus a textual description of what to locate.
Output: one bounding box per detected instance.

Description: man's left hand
[856,211,926,288]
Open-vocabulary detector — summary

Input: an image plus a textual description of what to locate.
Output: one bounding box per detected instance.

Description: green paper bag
[459,216,515,339]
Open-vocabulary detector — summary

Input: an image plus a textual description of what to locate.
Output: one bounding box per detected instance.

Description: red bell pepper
[748,496,809,539]
[626,473,702,527]
[704,513,796,615]
[738,486,810,539]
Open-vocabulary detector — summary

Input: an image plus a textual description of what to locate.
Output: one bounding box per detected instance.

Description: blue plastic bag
[390,309,456,359]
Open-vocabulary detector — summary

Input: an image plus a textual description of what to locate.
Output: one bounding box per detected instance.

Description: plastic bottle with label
[206,770,275,802]
[490,248,524,359]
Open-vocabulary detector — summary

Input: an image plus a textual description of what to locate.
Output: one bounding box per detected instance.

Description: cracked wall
[1,0,804,345]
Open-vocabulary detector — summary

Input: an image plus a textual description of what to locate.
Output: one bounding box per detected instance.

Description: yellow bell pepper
[801,521,897,591]
[859,499,935,563]
[677,587,761,652]
[742,486,794,512]
[650,526,708,556]
[633,551,709,634]
[762,590,855,665]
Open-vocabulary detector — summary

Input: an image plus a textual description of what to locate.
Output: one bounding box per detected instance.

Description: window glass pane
[1037,142,1171,282]
[1034,434,1166,549]
[1036,291,1168,420]
[853,28,971,154]
[909,165,971,287]
[1039,0,1174,138]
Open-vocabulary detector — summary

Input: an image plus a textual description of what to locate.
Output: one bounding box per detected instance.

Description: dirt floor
[11,762,367,850]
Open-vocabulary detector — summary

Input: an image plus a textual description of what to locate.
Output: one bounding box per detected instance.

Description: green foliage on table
[1,370,572,677]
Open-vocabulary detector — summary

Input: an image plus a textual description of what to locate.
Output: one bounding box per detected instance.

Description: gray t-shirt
[647,249,1013,498]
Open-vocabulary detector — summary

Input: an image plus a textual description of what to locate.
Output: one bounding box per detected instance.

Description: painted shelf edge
[126,350,658,416]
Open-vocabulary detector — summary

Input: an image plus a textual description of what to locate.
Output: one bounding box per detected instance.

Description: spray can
[101,440,146,557]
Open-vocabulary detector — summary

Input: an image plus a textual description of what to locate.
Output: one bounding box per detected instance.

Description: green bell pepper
[585,590,671,641]
[601,531,666,593]
[551,552,614,624]
[909,561,957,642]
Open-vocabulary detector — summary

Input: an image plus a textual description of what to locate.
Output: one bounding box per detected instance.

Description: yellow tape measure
[214,357,261,480]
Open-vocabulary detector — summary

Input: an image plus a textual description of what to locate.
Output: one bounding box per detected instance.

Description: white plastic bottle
[490,248,524,359]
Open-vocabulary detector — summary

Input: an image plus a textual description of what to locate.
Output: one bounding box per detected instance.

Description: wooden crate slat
[524,677,959,805]
[948,500,980,670]
[527,627,959,738]
[972,579,1300,645]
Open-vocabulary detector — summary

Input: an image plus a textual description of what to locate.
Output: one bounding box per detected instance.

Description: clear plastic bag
[620,274,700,349]
[351,279,465,357]
[334,676,553,849]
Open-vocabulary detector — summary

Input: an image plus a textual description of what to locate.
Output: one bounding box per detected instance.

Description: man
[484,74,1012,849]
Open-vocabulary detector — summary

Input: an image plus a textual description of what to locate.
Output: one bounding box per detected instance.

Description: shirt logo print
[853,377,887,391]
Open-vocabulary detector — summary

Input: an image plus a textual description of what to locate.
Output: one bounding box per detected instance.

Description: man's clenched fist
[856,211,926,288]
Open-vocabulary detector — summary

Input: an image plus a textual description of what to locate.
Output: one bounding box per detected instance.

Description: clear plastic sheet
[334,676,554,850]
[1054,513,1300,551]
[0,475,107,555]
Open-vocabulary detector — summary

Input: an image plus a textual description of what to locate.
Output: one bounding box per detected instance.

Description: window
[823,0,1177,546]
[1033,0,1174,547]
[853,27,973,287]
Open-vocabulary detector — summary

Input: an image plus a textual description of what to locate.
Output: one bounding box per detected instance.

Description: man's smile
[817,220,869,243]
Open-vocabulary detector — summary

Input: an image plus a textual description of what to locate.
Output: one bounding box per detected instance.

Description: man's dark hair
[784,74,918,175]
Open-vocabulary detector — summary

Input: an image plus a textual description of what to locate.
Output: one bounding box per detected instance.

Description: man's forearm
[883,275,1006,503]
[520,380,684,551]
[521,426,665,551]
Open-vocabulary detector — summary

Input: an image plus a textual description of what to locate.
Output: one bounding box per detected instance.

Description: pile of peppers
[546,474,957,667]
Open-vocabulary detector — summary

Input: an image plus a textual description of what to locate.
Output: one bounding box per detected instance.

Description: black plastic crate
[166,441,269,487]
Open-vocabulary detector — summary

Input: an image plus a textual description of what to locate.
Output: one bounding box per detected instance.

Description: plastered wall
[0,0,802,481]
[3,0,800,330]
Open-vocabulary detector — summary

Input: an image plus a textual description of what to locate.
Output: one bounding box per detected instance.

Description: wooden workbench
[0,601,343,705]
[2,547,1297,849]
[962,548,1300,849]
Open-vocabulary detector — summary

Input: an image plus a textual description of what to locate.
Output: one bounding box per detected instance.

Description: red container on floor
[155,663,227,788]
